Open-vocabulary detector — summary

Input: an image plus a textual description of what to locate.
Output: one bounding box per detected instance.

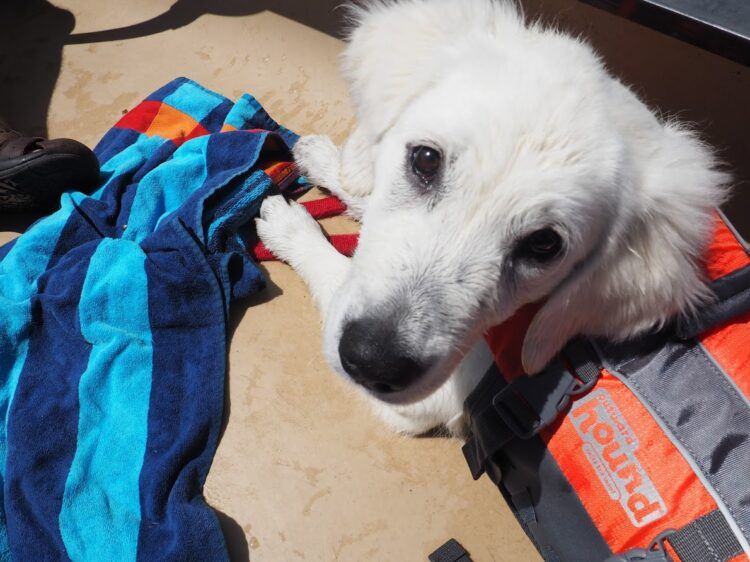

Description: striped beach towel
[0,78,305,561]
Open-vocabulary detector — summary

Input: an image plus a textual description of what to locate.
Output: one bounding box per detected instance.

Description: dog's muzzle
[338,316,425,395]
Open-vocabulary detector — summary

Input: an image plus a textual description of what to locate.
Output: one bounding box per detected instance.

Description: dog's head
[325,0,729,404]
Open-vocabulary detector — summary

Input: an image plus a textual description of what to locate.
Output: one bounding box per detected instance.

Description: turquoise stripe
[162,81,223,124]
[123,135,210,243]
[99,134,166,180]
[59,238,153,561]
[206,170,272,245]
[0,195,88,559]
[223,94,260,130]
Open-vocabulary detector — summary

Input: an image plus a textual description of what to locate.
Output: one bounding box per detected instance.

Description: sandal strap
[0,132,44,159]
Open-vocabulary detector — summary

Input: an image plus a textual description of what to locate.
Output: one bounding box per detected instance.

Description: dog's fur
[256,0,729,437]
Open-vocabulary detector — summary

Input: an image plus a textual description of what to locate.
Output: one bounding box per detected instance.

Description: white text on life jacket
[570,389,667,527]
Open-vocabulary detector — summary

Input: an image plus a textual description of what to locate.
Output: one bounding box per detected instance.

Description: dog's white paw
[294,134,370,220]
[256,195,324,264]
[293,135,342,190]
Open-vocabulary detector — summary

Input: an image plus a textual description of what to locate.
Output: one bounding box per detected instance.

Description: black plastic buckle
[428,538,473,562]
[604,530,676,562]
[491,358,596,439]
[649,530,676,556]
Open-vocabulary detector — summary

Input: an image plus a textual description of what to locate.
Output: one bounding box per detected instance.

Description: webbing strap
[676,265,750,339]
[607,510,744,562]
[462,372,516,479]
[562,338,601,386]
[668,510,744,562]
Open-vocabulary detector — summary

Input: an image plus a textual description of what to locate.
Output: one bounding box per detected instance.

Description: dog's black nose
[338,317,424,394]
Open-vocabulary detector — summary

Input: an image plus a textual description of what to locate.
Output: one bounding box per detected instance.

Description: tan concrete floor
[0,2,540,560]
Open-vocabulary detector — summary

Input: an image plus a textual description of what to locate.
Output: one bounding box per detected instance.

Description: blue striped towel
[0,78,305,561]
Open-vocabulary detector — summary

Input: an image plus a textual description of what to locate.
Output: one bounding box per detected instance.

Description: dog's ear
[341,1,444,139]
[341,0,522,140]
[523,78,730,374]
[521,287,587,375]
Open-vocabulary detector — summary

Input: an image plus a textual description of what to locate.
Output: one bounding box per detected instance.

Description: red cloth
[251,196,359,260]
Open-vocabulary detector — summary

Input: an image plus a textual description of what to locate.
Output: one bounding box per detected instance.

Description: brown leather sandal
[0,125,101,211]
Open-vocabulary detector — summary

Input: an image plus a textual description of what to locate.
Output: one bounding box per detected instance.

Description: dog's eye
[516,228,563,262]
[410,145,441,181]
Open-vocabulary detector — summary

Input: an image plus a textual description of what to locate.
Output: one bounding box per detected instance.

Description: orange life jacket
[464,213,750,562]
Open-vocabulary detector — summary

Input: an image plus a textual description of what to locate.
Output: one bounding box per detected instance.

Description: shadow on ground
[214,508,251,562]
[0,0,346,137]
[220,264,283,444]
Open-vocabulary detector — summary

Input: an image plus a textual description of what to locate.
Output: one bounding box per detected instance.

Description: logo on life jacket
[570,389,667,527]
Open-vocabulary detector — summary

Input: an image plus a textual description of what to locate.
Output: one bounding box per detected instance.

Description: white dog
[256,0,729,437]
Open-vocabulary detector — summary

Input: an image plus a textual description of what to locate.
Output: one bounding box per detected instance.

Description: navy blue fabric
[137,221,229,562]
[95,128,140,170]
[6,239,97,559]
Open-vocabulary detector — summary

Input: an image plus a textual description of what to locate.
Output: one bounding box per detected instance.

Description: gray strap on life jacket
[462,338,601,479]
[607,509,743,562]
[668,509,744,562]
[676,265,750,340]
